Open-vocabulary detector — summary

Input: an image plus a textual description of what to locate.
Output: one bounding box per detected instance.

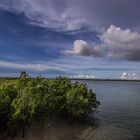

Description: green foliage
[0,73,100,132]
[66,83,99,118]
[0,84,17,129]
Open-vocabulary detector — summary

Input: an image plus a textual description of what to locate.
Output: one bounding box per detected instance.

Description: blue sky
[0,0,140,79]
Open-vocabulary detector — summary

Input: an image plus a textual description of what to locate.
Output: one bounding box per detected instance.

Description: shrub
[0,84,17,132]
[66,83,99,118]
[0,72,100,134]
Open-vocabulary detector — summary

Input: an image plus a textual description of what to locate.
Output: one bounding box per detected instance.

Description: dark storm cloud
[0,0,140,31]
[78,0,140,30]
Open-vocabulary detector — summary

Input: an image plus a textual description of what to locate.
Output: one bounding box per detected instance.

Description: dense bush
[0,72,100,134]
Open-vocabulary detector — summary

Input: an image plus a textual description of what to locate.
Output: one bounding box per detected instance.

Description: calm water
[82,80,140,140]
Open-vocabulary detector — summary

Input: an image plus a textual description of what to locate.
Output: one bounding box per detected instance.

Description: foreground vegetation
[0,72,100,136]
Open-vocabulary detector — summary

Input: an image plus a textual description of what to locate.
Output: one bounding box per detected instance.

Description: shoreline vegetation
[0,71,100,139]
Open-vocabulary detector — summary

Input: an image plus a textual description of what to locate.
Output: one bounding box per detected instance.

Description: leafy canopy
[0,72,100,131]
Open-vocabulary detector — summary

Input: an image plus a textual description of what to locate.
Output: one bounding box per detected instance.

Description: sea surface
[80,80,140,140]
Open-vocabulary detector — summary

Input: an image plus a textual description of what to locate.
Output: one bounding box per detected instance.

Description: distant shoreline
[0,77,140,82]
[69,78,140,82]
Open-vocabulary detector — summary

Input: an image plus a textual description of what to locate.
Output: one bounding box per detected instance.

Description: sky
[0,0,140,79]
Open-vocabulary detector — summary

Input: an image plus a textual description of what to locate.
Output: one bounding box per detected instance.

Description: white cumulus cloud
[61,40,101,56]
[120,72,137,79]
[100,25,140,61]
[62,25,140,61]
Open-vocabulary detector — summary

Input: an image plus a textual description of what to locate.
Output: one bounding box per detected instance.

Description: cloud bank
[120,72,137,79]
[62,25,140,61]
